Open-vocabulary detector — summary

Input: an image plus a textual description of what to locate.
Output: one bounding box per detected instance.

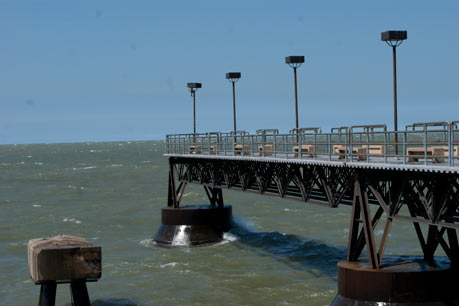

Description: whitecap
[72,166,96,171]
[140,239,154,247]
[223,232,238,242]
[214,232,239,246]
[32,204,41,208]
[62,217,81,224]
[34,162,44,165]
[159,262,189,268]
[284,208,301,213]
[182,192,199,198]
[110,164,123,167]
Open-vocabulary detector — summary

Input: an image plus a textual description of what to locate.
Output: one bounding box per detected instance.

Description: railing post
[384,132,387,164]
[232,133,235,156]
[424,129,428,166]
[313,133,317,160]
[449,124,453,167]
[165,135,169,154]
[274,135,277,158]
[284,135,287,157]
[366,132,370,163]
[403,132,407,165]
[345,132,349,162]
[350,131,353,162]
[299,132,303,159]
[262,133,265,157]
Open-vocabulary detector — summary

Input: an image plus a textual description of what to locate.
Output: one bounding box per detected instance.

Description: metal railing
[165,122,459,168]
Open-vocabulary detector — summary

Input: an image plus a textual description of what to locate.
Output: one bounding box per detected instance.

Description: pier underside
[158,155,459,304]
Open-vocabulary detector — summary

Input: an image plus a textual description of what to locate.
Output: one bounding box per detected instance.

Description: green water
[0,141,423,305]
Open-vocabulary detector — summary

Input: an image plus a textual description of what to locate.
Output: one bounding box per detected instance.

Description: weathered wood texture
[28,235,101,284]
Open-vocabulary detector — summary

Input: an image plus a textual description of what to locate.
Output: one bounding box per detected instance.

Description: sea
[0,141,424,306]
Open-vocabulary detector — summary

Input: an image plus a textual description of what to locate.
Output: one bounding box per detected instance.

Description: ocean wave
[62,217,82,224]
[140,239,154,247]
[72,166,97,171]
[182,192,200,198]
[67,185,85,190]
[159,262,189,269]
[284,208,302,213]
[213,232,239,246]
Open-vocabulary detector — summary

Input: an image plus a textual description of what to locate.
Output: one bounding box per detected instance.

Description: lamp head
[381,31,407,47]
[226,72,241,83]
[285,56,305,68]
[187,82,202,89]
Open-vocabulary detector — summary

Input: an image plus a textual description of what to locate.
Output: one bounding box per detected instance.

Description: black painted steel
[165,155,459,304]
[332,257,458,305]
[381,31,407,42]
[153,205,232,246]
[285,56,305,64]
[187,83,202,89]
[168,156,459,263]
[39,282,57,306]
[70,281,91,306]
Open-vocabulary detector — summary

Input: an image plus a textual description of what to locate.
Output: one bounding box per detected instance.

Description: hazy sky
[1,0,458,144]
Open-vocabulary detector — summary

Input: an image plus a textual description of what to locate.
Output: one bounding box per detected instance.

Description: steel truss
[167,156,459,267]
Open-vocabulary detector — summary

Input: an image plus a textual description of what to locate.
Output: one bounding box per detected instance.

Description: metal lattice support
[167,156,459,267]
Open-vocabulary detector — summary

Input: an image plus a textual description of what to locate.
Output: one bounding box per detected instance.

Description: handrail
[230,130,248,136]
[405,121,449,131]
[331,126,349,134]
[256,129,279,135]
[165,126,458,168]
[290,127,322,134]
[350,124,387,133]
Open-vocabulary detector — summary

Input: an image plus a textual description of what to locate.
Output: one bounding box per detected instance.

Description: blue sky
[1,0,458,144]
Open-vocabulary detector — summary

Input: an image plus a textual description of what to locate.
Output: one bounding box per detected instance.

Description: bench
[234,144,250,155]
[430,146,459,157]
[363,145,385,156]
[189,145,202,154]
[293,145,315,158]
[406,147,445,163]
[336,146,367,161]
[258,144,274,156]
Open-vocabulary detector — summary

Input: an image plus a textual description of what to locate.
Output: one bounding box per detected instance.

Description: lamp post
[187,82,202,142]
[285,56,305,139]
[381,31,407,155]
[226,72,241,135]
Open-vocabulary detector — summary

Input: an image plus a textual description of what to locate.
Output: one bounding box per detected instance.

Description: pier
[159,121,459,305]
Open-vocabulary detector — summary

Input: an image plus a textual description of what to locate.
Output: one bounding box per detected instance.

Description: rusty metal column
[294,66,299,132]
[192,90,196,145]
[232,81,237,133]
[392,46,398,155]
[193,91,196,135]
